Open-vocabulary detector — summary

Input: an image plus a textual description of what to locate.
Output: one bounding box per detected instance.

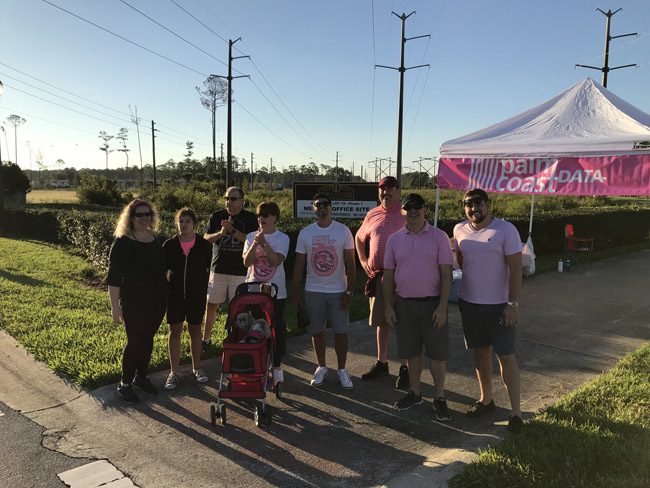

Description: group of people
[107,181,523,432]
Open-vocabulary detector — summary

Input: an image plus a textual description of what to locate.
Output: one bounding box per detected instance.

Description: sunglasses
[313,201,331,208]
[134,211,153,218]
[224,196,242,201]
[463,197,485,207]
[403,203,424,212]
[257,212,275,218]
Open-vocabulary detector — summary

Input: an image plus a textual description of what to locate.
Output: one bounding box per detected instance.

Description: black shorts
[458,298,515,355]
[166,296,207,325]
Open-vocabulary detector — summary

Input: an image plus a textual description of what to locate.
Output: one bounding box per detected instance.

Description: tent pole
[434,186,440,227]
[528,194,535,237]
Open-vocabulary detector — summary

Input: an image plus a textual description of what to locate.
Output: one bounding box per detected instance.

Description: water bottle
[557,259,564,272]
[564,259,572,272]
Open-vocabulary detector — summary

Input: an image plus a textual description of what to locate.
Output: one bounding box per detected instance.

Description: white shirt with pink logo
[453,217,522,304]
[243,230,290,299]
[296,220,355,293]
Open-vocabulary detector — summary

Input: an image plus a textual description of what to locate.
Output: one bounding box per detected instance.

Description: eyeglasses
[134,211,153,218]
[403,203,424,212]
[463,197,485,208]
[313,201,331,208]
[224,196,242,201]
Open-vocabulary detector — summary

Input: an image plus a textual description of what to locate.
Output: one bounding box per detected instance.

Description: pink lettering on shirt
[311,235,338,276]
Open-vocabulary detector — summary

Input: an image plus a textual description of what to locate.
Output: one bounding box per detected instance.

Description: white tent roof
[440,78,650,158]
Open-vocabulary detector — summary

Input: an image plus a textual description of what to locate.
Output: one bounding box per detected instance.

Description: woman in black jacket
[108,199,167,404]
[163,207,212,390]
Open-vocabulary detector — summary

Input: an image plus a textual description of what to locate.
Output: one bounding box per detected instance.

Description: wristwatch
[507,301,518,308]
[345,290,353,296]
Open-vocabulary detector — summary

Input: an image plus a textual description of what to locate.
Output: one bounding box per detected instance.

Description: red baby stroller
[209,282,278,427]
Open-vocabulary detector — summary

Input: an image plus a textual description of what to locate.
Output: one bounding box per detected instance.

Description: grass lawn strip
[0,237,225,388]
[449,343,650,488]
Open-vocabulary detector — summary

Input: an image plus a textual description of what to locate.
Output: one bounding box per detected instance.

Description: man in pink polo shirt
[355,176,410,389]
[383,193,453,420]
[454,188,523,433]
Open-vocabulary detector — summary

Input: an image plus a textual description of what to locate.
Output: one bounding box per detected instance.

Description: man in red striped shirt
[355,176,410,389]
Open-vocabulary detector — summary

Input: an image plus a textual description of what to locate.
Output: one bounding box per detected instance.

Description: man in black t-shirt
[202,186,258,348]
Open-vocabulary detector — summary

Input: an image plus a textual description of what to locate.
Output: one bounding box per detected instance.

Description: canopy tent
[436,78,650,234]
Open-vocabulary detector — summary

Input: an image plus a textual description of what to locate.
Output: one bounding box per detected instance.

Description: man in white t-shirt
[291,192,357,389]
[453,188,523,433]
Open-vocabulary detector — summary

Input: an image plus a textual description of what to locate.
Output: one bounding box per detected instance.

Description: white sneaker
[193,368,208,383]
[164,372,179,390]
[337,368,353,389]
[273,368,284,384]
[310,366,328,387]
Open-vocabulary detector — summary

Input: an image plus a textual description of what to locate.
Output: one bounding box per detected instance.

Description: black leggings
[121,301,166,384]
[273,299,287,368]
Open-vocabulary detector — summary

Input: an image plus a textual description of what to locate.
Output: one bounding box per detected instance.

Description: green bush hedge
[3,205,649,273]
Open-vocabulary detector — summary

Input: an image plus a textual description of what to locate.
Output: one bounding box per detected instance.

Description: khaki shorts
[368,277,388,327]
[206,272,246,305]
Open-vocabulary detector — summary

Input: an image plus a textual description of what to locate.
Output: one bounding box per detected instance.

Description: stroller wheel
[264,404,273,425]
[274,381,282,399]
[254,404,264,428]
[219,404,226,425]
[210,404,217,426]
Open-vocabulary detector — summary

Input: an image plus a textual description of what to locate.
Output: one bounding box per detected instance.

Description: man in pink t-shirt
[383,193,453,419]
[453,188,524,433]
[355,176,410,389]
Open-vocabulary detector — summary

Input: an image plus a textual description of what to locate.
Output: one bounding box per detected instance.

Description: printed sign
[293,182,379,218]
[438,155,650,196]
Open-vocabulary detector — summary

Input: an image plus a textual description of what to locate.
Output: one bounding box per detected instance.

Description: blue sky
[0,0,648,177]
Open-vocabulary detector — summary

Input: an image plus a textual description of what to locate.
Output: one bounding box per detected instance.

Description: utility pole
[576,8,637,87]
[335,151,339,182]
[250,152,254,191]
[220,143,224,180]
[376,12,430,188]
[213,38,250,187]
[151,120,158,188]
[269,157,273,188]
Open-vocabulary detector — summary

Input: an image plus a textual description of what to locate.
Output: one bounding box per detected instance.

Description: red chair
[564,224,594,263]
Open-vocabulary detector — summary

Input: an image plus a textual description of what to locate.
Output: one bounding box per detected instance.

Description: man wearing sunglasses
[291,192,357,389]
[453,188,523,433]
[202,186,258,349]
[355,176,410,390]
[383,193,454,419]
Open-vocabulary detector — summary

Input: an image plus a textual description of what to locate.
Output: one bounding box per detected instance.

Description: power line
[40,0,208,77]
[169,0,229,44]
[119,0,228,69]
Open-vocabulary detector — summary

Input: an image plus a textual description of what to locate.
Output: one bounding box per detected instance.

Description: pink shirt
[180,236,196,256]
[384,222,453,298]
[355,202,403,271]
[453,217,522,304]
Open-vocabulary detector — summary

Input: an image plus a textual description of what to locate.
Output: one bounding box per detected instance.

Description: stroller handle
[235,281,279,298]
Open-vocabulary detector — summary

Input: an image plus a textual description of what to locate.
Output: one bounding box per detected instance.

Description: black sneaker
[361,361,389,380]
[395,365,410,390]
[507,415,524,433]
[433,397,452,422]
[393,391,423,411]
[133,375,157,395]
[466,400,495,418]
[117,383,139,404]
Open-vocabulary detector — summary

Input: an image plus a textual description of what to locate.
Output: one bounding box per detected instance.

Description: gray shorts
[458,298,515,355]
[394,295,449,360]
[304,291,350,335]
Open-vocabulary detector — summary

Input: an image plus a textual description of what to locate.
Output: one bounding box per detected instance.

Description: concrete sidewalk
[2,250,649,487]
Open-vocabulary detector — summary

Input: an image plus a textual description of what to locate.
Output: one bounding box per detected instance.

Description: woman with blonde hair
[108,199,167,403]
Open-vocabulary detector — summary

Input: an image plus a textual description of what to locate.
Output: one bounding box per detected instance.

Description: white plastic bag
[522,236,536,276]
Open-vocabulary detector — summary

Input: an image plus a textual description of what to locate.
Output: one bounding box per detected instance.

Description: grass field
[450,343,650,487]
[0,237,369,387]
[27,189,79,204]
